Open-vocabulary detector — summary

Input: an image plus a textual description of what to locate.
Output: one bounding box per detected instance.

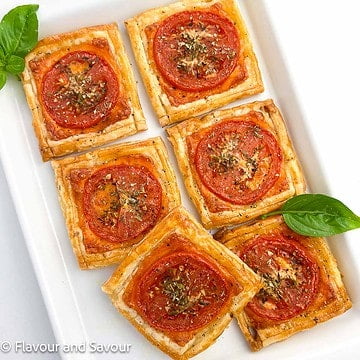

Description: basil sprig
[0,4,39,90]
[262,194,360,237]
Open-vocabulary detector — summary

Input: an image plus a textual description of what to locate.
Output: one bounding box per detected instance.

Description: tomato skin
[153,10,240,92]
[124,235,236,343]
[42,51,119,129]
[82,165,162,243]
[239,234,319,321]
[195,119,282,205]
[136,251,230,331]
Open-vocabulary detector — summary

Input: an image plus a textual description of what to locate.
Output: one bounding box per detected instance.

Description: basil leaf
[0,4,39,58]
[5,54,25,74]
[0,70,6,90]
[0,41,5,61]
[0,4,39,91]
[263,194,360,237]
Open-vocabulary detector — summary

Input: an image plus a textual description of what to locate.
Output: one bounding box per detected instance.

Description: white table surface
[0,1,359,359]
[0,165,60,360]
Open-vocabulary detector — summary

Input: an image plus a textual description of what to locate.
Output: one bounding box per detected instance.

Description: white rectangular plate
[0,0,359,359]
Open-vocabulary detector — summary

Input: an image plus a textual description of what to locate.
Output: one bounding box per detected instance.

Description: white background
[0,1,359,359]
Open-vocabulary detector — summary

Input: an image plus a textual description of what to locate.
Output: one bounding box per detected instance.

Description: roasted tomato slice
[153,10,239,92]
[42,51,119,129]
[195,119,282,205]
[130,236,232,332]
[83,165,162,243]
[239,234,319,321]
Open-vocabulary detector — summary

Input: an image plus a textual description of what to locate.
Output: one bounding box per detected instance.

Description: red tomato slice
[134,243,231,332]
[239,235,319,321]
[195,120,282,205]
[42,51,119,129]
[153,11,239,92]
[83,165,162,243]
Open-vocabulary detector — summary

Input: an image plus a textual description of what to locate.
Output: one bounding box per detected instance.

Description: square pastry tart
[102,206,262,360]
[125,0,263,126]
[214,215,352,351]
[52,137,180,269]
[167,99,306,229]
[22,23,146,161]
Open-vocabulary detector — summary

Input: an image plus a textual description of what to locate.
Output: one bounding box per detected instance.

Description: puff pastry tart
[167,99,306,229]
[22,23,146,161]
[51,137,180,269]
[102,206,262,360]
[125,0,263,126]
[214,216,352,351]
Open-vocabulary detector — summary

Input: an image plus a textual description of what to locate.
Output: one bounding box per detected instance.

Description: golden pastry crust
[125,0,263,126]
[102,206,262,359]
[51,137,181,269]
[167,99,306,229]
[22,23,146,161]
[215,216,352,351]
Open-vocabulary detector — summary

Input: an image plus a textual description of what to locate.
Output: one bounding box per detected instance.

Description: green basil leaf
[5,54,25,74]
[0,70,6,90]
[0,4,39,58]
[263,194,360,237]
[0,41,5,61]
